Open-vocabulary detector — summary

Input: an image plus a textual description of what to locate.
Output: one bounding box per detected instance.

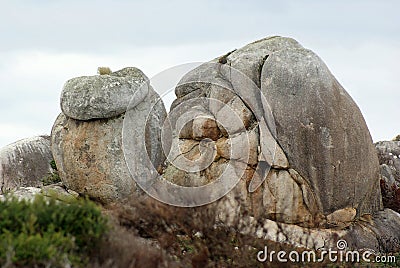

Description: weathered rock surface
[240,208,400,252]
[375,140,400,212]
[0,136,54,193]
[161,36,382,229]
[61,67,148,120]
[261,46,382,217]
[48,38,398,254]
[52,67,167,204]
[0,183,79,202]
[52,113,133,203]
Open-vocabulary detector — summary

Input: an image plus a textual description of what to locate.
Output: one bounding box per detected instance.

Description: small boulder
[0,136,54,193]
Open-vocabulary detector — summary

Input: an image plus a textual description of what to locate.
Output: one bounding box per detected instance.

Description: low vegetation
[41,160,61,186]
[0,194,108,267]
[91,197,400,267]
[0,192,399,267]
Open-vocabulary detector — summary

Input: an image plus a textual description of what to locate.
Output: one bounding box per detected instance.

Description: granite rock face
[47,37,399,253]
[52,67,167,204]
[260,43,382,218]
[160,36,382,228]
[0,136,54,193]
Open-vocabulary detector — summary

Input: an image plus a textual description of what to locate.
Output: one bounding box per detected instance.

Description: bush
[97,197,307,267]
[41,173,61,186]
[0,194,108,267]
[42,160,61,186]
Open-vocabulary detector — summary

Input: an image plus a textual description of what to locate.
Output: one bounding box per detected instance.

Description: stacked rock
[51,67,167,204]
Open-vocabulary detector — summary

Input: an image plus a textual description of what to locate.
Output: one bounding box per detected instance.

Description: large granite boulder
[0,136,54,193]
[259,42,382,219]
[158,36,382,228]
[52,67,167,204]
[375,139,400,212]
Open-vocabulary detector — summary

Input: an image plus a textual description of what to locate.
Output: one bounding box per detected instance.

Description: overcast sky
[0,0,399,148]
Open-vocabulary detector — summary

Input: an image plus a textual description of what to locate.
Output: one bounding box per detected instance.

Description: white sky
[0,0,399,148]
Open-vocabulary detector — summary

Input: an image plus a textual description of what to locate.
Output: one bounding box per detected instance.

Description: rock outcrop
[48,37,400,253]
[0,136,54,193]
[52,67,167,204]
[375,139,400,212]
[160,36,382,228]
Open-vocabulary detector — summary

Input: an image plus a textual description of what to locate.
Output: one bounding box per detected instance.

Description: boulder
[0,136,54,193]
[61,67,148,120]
[260,44,382,218]
[52,67,167,204]
[375,140,400,212]
[158,36,383,228]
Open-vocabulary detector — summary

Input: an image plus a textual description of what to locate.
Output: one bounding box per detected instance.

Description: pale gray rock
[0,184,78,202]
[61,67,148,120]
[261,47,382,217]
[0,136,54,193]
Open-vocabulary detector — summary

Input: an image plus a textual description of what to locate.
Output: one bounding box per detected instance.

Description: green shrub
[50,160,57,171]
[42,160,61,186]
[41,173,61,186]
[0,194,108,267]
